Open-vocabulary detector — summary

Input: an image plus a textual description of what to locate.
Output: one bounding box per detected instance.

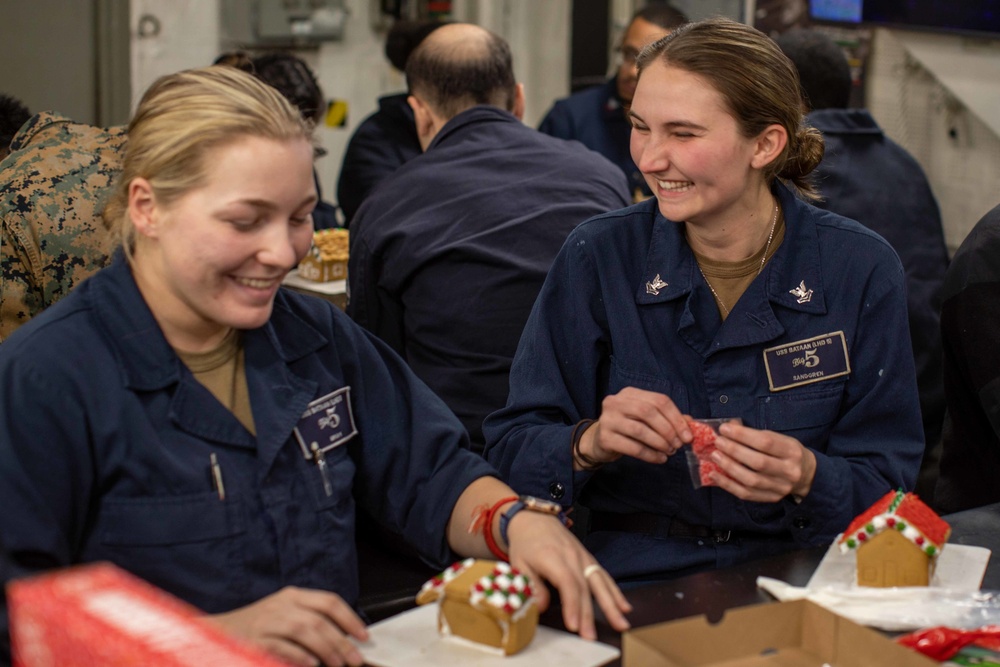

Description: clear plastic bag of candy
[684,417,742,489]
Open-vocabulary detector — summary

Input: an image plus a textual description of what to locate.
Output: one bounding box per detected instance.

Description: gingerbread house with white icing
[838,489,951,587]
[415,558,539,655]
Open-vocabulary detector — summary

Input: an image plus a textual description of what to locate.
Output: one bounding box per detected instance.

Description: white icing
[839,508,941,557]
[495,574,512,589]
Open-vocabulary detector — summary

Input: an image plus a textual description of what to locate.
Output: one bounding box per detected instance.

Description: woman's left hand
[505,511,632,640]
[708,421,817,502]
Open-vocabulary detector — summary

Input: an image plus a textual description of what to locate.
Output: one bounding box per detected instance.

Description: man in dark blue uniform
[537,4,687,202]
[936,203,1000,512]
[778,29,950,504]
[336,19,447,226]
[347,23,630,454]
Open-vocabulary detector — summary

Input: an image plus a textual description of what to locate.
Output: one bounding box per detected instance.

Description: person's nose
[258,219,305,270]
[633,133,669,176]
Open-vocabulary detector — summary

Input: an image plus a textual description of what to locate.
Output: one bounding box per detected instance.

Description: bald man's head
[405,23,517,120]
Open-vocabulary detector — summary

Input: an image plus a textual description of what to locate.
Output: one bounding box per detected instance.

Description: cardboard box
[623,599,937,667]
[8,562,285,667]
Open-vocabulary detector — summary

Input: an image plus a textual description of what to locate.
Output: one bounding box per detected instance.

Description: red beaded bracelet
[470,495,518,561]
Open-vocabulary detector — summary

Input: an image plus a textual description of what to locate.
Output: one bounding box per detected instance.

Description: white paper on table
[356,604,621,667]
[282,269,346,296]
[758,542,994,631]
[807,541,991,591]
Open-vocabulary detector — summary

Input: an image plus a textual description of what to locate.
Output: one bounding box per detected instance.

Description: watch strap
[499,500,527,548]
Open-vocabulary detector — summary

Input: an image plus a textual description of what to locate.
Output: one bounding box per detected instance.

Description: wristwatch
[499,495,568,546]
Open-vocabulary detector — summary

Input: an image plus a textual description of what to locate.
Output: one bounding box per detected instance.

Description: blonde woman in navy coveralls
[0,67,631,666]
[485,18,924,584]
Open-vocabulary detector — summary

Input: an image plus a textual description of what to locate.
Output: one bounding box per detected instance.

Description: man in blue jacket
[537,4,687,202]
[778,29,950,504]
[347,23,630,454]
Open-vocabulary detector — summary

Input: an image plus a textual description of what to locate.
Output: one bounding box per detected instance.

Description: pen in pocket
[210,452,226,501]
[310,442,334,497]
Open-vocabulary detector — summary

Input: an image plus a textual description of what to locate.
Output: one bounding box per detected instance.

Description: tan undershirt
[175,329,256,436]
[692,211,786,321]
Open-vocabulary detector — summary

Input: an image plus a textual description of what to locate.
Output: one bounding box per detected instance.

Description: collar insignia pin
[790,280,813,304]
[646,274,668,296]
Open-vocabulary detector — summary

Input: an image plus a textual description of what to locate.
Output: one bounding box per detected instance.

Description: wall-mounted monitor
[809,0,862,24]
[809,0,1000,38]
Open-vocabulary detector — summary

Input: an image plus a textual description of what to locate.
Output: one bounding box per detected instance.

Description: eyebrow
[627,110,706,132]
[232,195,318,211]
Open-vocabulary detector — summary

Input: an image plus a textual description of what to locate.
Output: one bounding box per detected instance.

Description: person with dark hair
[347,23,630,454]
[336,19,447,226]
[486,18,923,584]
[0,94,31,162]
[538,3,688,202]
[0,65,631,667]
[777,29,949,504]
[215,50,339,229]
[936,203,1000,512]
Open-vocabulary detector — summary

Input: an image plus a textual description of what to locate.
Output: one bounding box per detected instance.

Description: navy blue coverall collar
[91,256,327,469]
[426,105,524,152]
[633,183,828,354]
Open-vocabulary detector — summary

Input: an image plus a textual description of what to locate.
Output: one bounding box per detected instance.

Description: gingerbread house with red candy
[837,489,951,587]
[415,558,539,655]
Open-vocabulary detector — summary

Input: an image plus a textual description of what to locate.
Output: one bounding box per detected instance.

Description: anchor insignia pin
[789,280,813,304]
[646,274,668,296]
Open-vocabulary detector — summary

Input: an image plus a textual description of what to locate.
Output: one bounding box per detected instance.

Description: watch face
[521,496,563,514]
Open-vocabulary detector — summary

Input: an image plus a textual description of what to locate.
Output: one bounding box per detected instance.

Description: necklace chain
[700,203,779,316]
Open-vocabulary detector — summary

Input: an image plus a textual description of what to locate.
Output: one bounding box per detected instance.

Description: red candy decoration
[686,418,732,488]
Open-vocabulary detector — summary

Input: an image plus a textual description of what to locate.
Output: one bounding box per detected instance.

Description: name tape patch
[763,332,851,392]
[293,386,358,458]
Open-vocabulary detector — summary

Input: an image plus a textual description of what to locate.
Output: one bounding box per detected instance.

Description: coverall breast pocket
[757,383,843,444]
[608,358,690,415]
[98,493,247,600]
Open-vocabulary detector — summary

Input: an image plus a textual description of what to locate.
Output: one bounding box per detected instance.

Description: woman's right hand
[206,586,369,667]
[573,387,692,470]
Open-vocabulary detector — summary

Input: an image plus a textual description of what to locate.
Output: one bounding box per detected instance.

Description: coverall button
[793,516,810,529]
[548,482,565,500]
[719,395,729,404]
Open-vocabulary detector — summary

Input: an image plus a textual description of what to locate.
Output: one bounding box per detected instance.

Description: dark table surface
[537,502,1000,666]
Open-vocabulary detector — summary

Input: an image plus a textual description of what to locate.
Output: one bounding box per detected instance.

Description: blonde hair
[103,65,314,257]
[637,17,824,199]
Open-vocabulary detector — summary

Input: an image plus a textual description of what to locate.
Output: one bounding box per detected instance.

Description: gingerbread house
[838,490,951,587]
[297,228,348,282]
[415,558,539,656]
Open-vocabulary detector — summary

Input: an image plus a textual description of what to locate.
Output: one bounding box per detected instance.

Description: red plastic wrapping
[897,624,1000,661]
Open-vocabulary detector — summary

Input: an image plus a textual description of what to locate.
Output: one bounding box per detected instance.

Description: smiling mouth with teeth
[656,180,693,192]
[236,277,279,289]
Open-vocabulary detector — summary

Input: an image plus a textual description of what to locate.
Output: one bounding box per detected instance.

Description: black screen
[810,0,1000,37]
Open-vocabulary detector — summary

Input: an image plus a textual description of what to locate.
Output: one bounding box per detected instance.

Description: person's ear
[408,95,437,152]
[512,83,526,121]
[128,177,161,239]
[751,124,788,170]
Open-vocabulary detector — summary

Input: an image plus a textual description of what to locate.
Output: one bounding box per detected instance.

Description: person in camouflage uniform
[0,112,126,342]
